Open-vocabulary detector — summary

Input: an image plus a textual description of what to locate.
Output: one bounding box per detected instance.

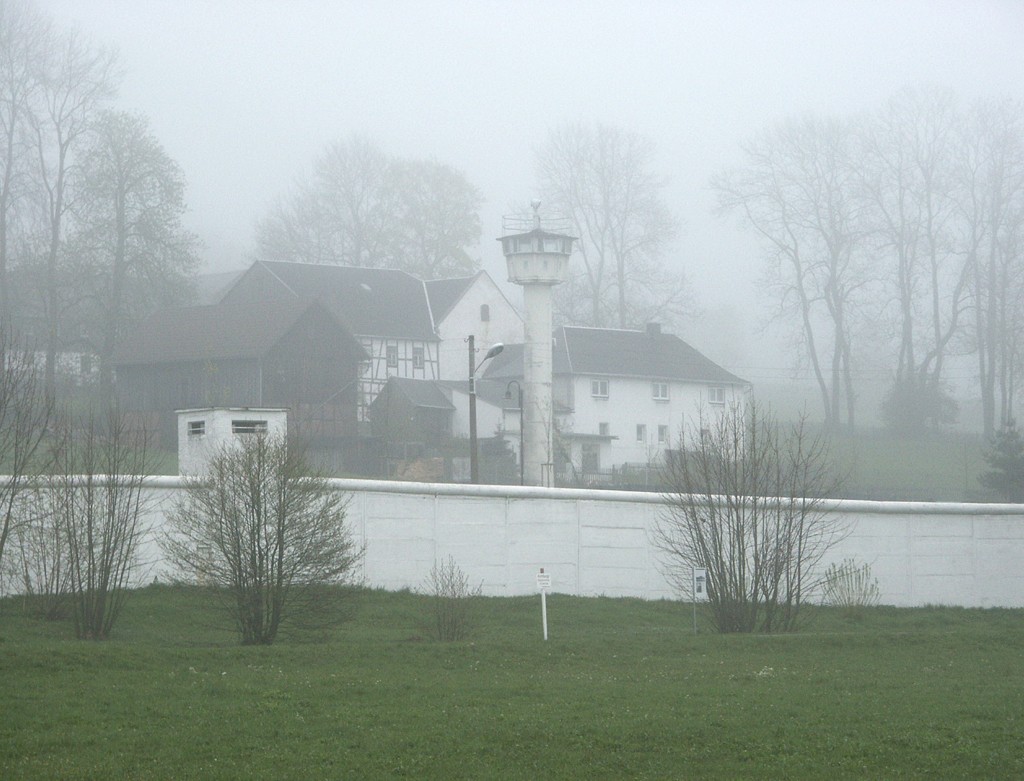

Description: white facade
[176,407,288,475]
[557,375,749,474]
[434,273,523,381]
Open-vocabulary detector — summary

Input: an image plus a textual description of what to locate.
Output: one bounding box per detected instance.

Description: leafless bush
[654,401,846,633]
[49,408,153,639]
[162,434,363,645]
[0,329,54,585]
[423,555,481,641]
[822,558,880,616]
[4,488,70,619]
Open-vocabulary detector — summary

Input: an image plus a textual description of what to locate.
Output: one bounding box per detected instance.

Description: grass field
[2,585,1023,779]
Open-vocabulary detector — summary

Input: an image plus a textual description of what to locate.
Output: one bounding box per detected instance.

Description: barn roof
[113,298,365,366]
[237,260,437,340]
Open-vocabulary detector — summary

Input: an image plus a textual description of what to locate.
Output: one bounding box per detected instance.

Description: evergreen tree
[980,419,1024,501]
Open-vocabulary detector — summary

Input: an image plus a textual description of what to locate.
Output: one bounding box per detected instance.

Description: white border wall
[126,478,1024,607]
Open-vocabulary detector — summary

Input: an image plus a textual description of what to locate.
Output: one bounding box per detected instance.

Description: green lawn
[3,586,1022,779]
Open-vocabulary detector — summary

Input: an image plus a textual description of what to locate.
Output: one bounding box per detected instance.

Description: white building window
[386,345,398,368]
[652,382,669,401]
[636,424,647,443]
[232,419,268,435]
[480,304,490,322]
[709,386,726,405]
[658,424,669,444]
[187,420,206,437]
[599,422,609,436]
[413,346,424,370]
[591,379,609,398]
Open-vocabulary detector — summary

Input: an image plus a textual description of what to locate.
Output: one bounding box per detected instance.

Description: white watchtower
[498,201,575,486]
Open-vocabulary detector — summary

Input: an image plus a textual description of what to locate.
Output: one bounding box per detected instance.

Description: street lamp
[505,380,524,485]
[468,335,503,484]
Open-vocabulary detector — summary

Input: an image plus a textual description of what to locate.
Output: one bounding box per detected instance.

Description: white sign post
[536,568,551,640]
[692,567,708,634]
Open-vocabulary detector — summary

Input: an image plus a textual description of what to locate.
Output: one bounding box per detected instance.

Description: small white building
[177,407,288,475]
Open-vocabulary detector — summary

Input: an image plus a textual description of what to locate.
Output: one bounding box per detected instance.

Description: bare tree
[0,0,49,327]
[713,116,870,429]
[654,402,845,633]
[859,86,969,433]
[0,327,53,582]
[27,25,118,400]
[255,135,481,279]
[49,406,152,640]
[534,121,685,329]
[70,109,199,398]
[956,98,1024,437]
[162,434,364,645]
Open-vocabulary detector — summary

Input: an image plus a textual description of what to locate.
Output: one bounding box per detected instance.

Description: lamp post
[505,380,524,485]
[468,335,503,484]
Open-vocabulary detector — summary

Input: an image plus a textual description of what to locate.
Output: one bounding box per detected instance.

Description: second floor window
[591,379,609,398]
[413,346,424,370]
[386,345,398,368]
[480,304,490,322]
[599,422,609,436]
[652,382,669,401]
[709,386,725,405]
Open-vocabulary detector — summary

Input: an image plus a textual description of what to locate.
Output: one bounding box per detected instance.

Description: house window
[386,345,398,368]
[591,379,609,398]
[658,425,669,444]
[709,386,726,405]
[652,382,669,401]
[598,422,609,436]
[413,346,424,370]
[480,304,490,322]
[187,420,206,437]
[581,443,600,473]
[232,419,268,435]
[636,424,647,443]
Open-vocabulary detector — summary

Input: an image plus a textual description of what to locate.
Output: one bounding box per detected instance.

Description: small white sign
[536,569,552,593]
[693,568,709,602]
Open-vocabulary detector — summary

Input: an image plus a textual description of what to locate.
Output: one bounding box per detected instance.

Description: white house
[483,323,750,479]
[425,271,523,381]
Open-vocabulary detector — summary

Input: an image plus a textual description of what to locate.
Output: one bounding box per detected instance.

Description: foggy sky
[38,0,1024,383]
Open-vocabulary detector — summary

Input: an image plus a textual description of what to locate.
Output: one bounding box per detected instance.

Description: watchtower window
[187,420,206,437]
[232,419,268,435]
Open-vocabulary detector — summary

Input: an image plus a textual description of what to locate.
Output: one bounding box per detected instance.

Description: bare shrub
[423,555,481,641]
[0,329,54,585]
[5,488,70,619]
[822,559,880,616]
[50,408,153,639]
[162,434,363,645]
[655,401,847,633]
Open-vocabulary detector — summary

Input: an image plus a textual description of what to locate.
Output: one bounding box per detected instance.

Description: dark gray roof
[381,377,454,410]
[113,298,365,366]
[482,326,747,385]
[424,274,477,322]
[194,269,245,305]
[240,261,437,340]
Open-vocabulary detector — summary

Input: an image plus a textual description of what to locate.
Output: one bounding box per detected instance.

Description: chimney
[646,322,661,337]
